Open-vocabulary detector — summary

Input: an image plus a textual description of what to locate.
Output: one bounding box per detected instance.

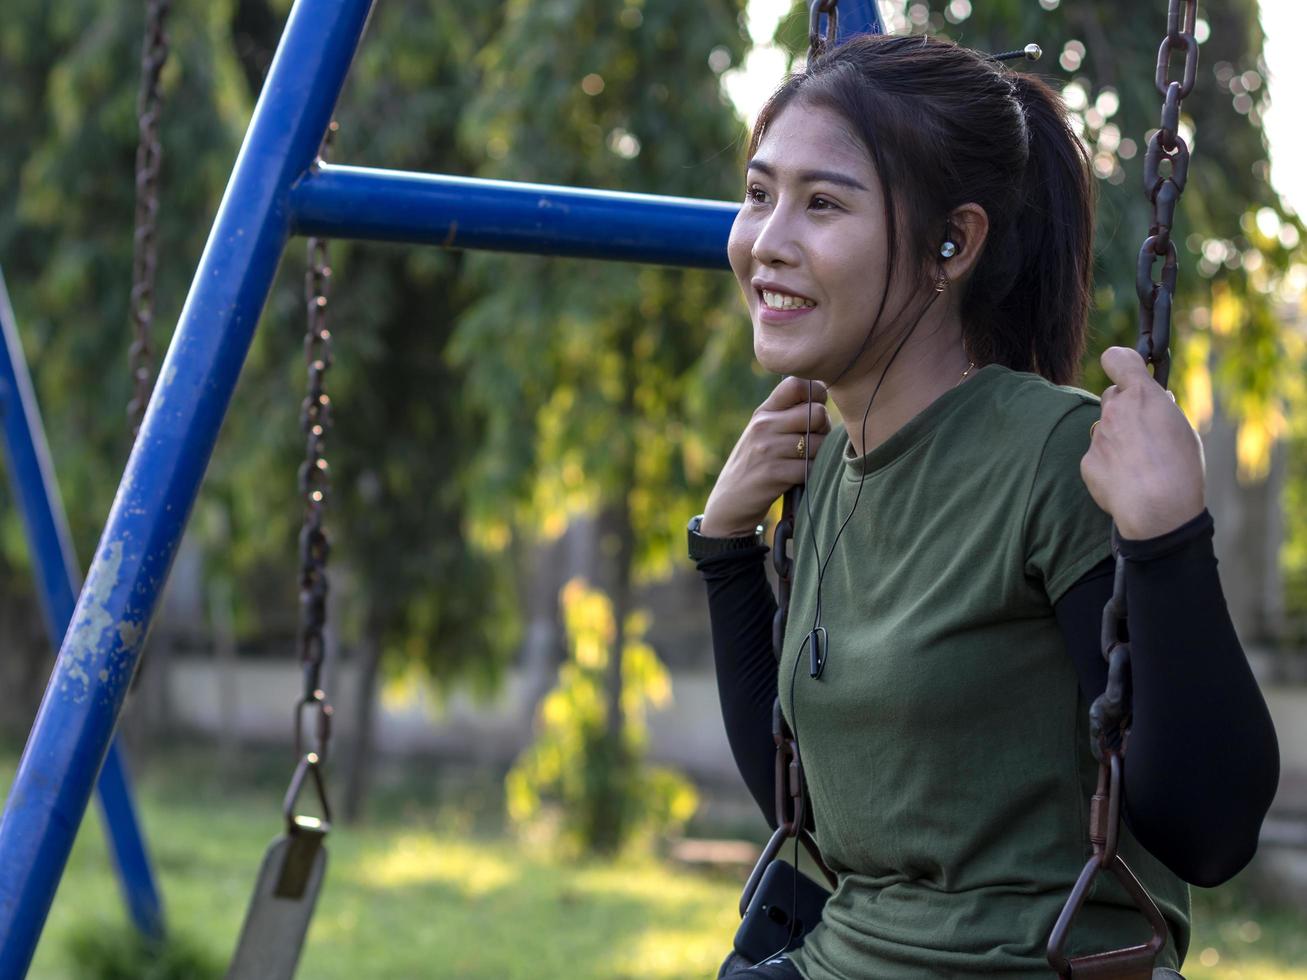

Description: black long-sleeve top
[696,509,1280,887]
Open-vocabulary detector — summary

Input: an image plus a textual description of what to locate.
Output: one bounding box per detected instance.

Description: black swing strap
[739,485,837,918]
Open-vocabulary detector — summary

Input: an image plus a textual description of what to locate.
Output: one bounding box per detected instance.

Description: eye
[810,196,838,211]
[745,184,768,204]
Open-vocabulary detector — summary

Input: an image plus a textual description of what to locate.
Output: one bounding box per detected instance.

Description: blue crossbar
[292,165,738,268]
[0,269,165,947]
[0,0,883,972]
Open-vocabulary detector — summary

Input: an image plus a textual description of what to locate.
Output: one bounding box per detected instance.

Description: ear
[940,203,989,281]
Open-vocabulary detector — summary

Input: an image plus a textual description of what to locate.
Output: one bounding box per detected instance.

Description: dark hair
[748,34,1095,385]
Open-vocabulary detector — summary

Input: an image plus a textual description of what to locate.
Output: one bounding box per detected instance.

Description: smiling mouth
[758,289,818,311]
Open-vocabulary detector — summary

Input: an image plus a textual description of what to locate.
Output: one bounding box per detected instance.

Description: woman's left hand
[1080,346,1206,540]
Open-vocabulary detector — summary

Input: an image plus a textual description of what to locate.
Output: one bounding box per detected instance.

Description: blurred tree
[0,0,253,726]
[0,0,767,837]
[505,578,699,855]
[453,0,757,851]
[0,0,221,547]
[0,0,516,813]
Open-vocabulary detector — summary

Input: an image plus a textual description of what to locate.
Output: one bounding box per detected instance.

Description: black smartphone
[733,860,832,964]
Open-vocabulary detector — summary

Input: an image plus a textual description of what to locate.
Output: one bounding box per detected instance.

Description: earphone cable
[805,290,940,654]
[757,290,942,966]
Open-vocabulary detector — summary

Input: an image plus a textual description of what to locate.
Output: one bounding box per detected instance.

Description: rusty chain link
[283,121,340,833]
[127,0,171,439]
[1133,0,1198,390]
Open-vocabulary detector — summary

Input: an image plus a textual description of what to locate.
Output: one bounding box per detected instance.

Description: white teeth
[762,289,817,310]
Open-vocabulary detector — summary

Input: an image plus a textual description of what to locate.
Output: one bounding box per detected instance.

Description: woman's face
[728,102,908,382]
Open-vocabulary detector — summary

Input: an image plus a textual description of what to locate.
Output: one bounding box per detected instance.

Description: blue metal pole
[0,271,78,633]
[92,744,165,940]
[285,0,883,266]
[0,268,166,943]
[292,165,737,269]
[0,0,375,971]
[834,0,885,39]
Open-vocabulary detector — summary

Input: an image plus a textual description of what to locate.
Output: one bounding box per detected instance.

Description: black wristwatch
[687,514,765,562]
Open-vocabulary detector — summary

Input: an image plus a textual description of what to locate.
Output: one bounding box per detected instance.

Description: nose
[751,201,801,268]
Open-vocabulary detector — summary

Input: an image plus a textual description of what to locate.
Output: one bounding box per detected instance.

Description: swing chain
[1090,540,1131,758]
[808,0,838,63]
[1135,0,1198,390]
[128,0,172,439]
[1049,8,1202,974]
[285,121,340,828]
[1101,0,1199,753]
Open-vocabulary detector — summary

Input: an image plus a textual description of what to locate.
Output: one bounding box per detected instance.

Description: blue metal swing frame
[0,268,166,947]
[0,1,883,973]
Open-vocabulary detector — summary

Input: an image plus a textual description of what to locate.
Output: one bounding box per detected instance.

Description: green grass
[5,748,743,979]
[2,747,1304,978]
[1185,875,1307,980]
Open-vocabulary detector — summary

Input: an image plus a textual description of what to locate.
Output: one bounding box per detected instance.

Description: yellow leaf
[1210,280,1241,337]
[1176,331,1213,432]
[1236,407,1284,483]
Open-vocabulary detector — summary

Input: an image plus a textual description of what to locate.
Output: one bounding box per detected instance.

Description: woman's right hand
[700,376,833,537]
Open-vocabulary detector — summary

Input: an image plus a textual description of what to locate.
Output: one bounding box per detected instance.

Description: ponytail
[964,74,1094,386]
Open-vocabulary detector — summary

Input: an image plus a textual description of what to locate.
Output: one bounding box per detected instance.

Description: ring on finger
[796,436,807,459]
[1090,420,1100,440]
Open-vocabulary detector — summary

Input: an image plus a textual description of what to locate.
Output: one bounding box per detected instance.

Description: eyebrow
[747,159,870,193]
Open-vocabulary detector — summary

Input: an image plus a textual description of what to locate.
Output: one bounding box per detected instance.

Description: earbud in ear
[939,241,958,259]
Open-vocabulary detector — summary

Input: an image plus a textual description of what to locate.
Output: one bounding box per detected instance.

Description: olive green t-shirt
[779,364,1189,979]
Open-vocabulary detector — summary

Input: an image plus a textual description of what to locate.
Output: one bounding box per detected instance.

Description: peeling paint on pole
[57,541,125,702]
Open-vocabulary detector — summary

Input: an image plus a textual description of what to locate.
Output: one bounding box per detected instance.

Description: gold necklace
[953,360,976,389]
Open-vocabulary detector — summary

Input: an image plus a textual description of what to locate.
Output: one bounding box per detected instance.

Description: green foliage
[62,928,221,980]
[1281,403,1307,633]
[2,748,1301,980]
[0,747,743,980]
[453,0,763,577]
[440,0,759,852]
[506,578,698,855]
[0,0,523,693]
[0,0,766,702]
[1186,871,1307,979]
[307,0,524,692]
[0,0,250,614]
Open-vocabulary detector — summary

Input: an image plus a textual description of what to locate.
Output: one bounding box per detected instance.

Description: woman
[689,34,1280,979]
